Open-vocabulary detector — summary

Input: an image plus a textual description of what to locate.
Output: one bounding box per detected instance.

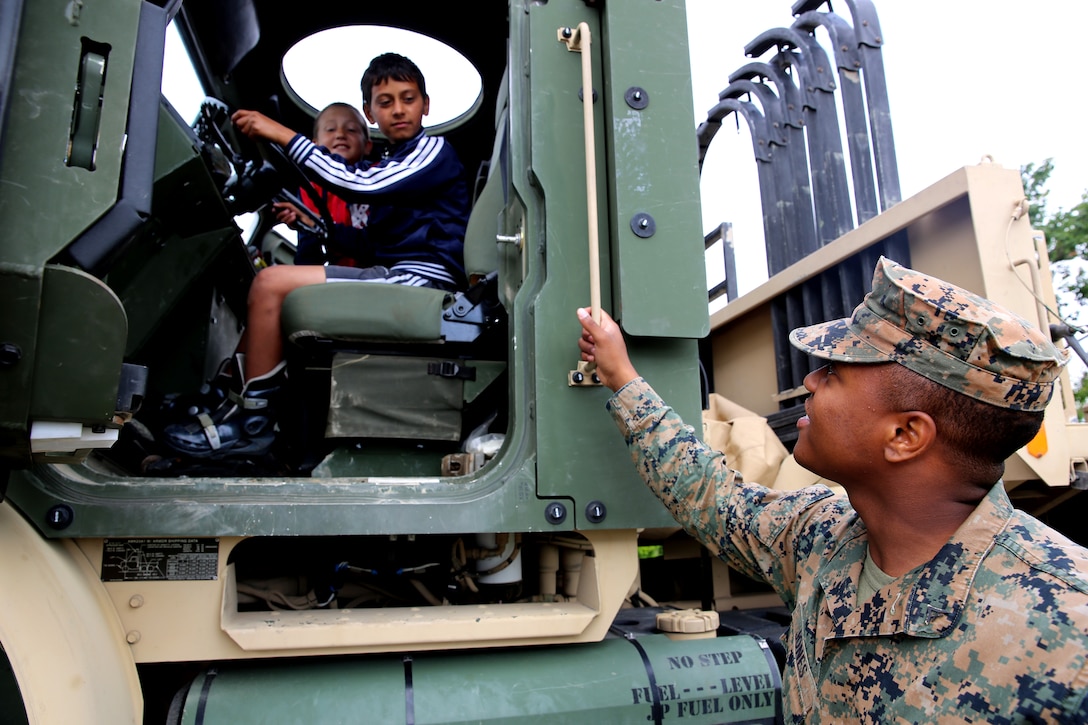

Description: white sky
[281,26,482,131]
[687,1,1088,297]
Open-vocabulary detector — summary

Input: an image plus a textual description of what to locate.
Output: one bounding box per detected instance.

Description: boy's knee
[248,267,280,305]
[249,266,322,305]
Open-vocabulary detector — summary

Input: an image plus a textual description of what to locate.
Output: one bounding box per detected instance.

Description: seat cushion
[281,282,451,343]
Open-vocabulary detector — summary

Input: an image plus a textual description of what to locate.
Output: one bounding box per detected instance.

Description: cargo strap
[610,625,664,725]
[403,655,415,725]
[194,667,218,725]
[427,360,476,381]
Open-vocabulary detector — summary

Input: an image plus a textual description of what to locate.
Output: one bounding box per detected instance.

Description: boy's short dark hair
[312,102,369,140]
[360,53,427,107]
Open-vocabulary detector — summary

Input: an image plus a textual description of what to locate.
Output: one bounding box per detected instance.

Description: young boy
[165,53,469,458]
[274,101,373,267]
[577,257,1088,722]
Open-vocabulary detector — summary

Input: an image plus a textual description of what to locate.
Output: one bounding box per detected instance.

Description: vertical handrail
[559,22,601,325]
[560,23,604,386]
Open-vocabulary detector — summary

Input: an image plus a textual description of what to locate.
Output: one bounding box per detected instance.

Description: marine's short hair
[877,364,1045,480]
[790,257,1067,412]
[360,53,427,107]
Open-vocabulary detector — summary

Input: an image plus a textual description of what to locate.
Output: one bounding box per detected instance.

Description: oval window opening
[282,26,483,136]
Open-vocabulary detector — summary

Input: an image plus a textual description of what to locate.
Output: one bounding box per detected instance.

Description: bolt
[545,501,567,525]
[0,343,22,368]
[562,27,572,38]
[572,371,584,384]
[126,631,141,645]
[585,500,607,524]
[129,595,144,609]
[46,504,73,530]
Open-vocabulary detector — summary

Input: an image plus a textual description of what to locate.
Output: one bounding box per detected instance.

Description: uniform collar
[816,483,1012,639]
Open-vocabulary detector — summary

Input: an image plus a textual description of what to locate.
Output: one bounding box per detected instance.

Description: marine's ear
[883,410,937,463]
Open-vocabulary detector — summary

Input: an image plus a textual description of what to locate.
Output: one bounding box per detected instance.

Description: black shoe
[160,353,245,422]
[162,362,285,459]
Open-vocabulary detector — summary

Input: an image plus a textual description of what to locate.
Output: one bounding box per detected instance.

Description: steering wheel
[253,139,337,240]
[193,98,335,243]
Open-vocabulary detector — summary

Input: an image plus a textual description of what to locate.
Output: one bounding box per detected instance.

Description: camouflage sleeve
[606,378,844,608]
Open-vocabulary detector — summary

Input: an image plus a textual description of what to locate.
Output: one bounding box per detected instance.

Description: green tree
[1022,158,1054,227]
[1023,159,1088,304]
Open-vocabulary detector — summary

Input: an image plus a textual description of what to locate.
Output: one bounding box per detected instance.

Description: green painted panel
[526,0,701,530]
[0,0,140,466]
[0,0,141,266]
[31,265,126,424]
[602,0,709,339]
[5,453,546,537]
[0,269,41,462]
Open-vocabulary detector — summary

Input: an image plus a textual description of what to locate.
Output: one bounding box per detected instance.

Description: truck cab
[0,1,738,721]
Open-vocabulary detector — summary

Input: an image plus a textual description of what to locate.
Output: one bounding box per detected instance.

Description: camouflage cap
[789,256,1068,412]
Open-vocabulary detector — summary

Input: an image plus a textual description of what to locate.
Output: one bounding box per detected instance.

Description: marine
[577,257,1088,722]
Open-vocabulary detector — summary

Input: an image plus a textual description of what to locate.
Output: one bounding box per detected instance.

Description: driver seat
[277,125,508,466]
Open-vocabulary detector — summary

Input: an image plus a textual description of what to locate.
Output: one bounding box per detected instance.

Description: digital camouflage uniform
[605,258,1088,722]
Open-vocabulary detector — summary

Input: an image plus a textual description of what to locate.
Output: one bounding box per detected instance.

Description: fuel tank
[168,631,781,724]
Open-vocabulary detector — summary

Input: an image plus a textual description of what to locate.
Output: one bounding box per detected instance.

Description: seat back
[463,110,508,283]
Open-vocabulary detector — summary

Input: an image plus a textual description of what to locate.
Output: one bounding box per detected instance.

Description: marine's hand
[231,110,295,146]
[577,308,639,392]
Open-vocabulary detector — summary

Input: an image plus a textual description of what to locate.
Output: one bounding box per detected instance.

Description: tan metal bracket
[568,360,601,387]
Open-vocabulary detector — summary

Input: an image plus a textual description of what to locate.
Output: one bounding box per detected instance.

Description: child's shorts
[324,264,453,291]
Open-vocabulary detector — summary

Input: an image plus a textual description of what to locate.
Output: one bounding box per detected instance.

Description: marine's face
[364,79,429,144]
[794,362,895,485]
[314,106,369,163]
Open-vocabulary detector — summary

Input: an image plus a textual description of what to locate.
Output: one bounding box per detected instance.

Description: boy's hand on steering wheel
[232,110,295,146]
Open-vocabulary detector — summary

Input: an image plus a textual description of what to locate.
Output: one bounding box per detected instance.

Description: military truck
[0,0,1083,722]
